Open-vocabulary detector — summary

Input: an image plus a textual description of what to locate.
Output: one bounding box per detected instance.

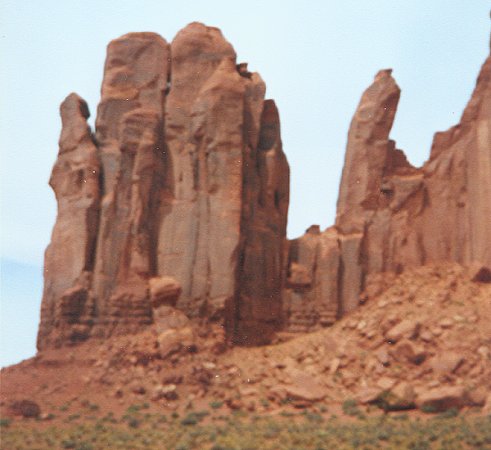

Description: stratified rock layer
[38,23,289,349]
[283,45,490,332]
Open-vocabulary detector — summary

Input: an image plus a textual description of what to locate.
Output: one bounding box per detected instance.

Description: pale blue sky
[1,1,490,366]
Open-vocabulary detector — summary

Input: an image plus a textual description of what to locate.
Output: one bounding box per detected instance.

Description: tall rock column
[335,69,401,313]
[92,32,169,336]
[232,99,290,344]
[157,23,290,344]
[38,94,100,349]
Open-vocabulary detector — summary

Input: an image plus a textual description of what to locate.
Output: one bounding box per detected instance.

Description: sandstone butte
[38,22,491,351]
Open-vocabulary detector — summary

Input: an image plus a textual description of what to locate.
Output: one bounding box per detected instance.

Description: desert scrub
[210,400,224,409]
[0,417,12,428]
[1,414,490,449]
[342,398,363,417]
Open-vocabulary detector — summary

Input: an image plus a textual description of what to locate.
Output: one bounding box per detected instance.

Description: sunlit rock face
[38,24,490,347]
[283,44,490,332]
[38,23,290,349]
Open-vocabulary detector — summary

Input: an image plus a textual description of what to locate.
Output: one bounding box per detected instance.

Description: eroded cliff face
[38,23,290,349]
[39,24,490,348]
[283,48,491,332]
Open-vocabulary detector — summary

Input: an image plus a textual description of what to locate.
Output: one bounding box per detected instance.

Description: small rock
[419,330,433,342]
[430,326,443,337]
[152,384,178,401]
[389,339,426,365]
[375,347,390,366]
[130,384,146,395]
[202,361,217,370]
[430,352,464,375]
[153,306,190,333]
[439,318,453,329]
[329,358,341,375]
[239,387,259,397]
[226,398,243,410]
[376,377,396,391]
[356,387,382,404]
[467,386,488,406]
[477,346,489,359]
[387,382,416,410]
[157,327,195,359]
[283,369,327,403]
[385,319,420,343]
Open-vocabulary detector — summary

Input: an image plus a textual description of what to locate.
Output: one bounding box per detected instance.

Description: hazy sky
[1,1,490,366]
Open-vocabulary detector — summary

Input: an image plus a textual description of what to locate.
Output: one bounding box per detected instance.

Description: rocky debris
[9,400,41,418]
[38,23,289,350]
[3,262,491,421]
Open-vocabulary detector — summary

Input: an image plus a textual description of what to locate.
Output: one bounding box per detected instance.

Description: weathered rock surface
[39,24,490,349]
[38,94,100,348]
[284,40,491,329]
[38,23,289,349]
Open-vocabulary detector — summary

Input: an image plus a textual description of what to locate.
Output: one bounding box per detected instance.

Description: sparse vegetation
[2,413,490,449]
[342,398,362,417]
[209,400,224,410]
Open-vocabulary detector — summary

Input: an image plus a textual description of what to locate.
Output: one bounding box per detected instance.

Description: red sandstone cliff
[283,45,490,332]
[38,23,289,349]
[39,24,490,348]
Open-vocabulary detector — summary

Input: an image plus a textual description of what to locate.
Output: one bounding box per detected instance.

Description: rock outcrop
[39,23,490,347]
[283,42,490,332]
[38,23,289,349]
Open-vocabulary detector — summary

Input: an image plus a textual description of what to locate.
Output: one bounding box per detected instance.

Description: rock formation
[38,23,289,349]
[283,44,490,332]
[39,22,490,347]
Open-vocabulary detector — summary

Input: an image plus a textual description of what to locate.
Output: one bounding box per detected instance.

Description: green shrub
[127,417,140,428]
[342,398,361,417]
[0,418,11,428]
[181,413,199,426]
[209,400,224,409]
[420,403,439,414]
[436,407,459,419]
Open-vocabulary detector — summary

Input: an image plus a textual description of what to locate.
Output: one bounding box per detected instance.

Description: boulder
[416,386,467,412]
[385,320,420,343]
[430,352,465,375]
[153,306,190,333]
[9,400,41,418]
[157,327,195,359]
[389,339,426,364]
[149,277,182,308]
